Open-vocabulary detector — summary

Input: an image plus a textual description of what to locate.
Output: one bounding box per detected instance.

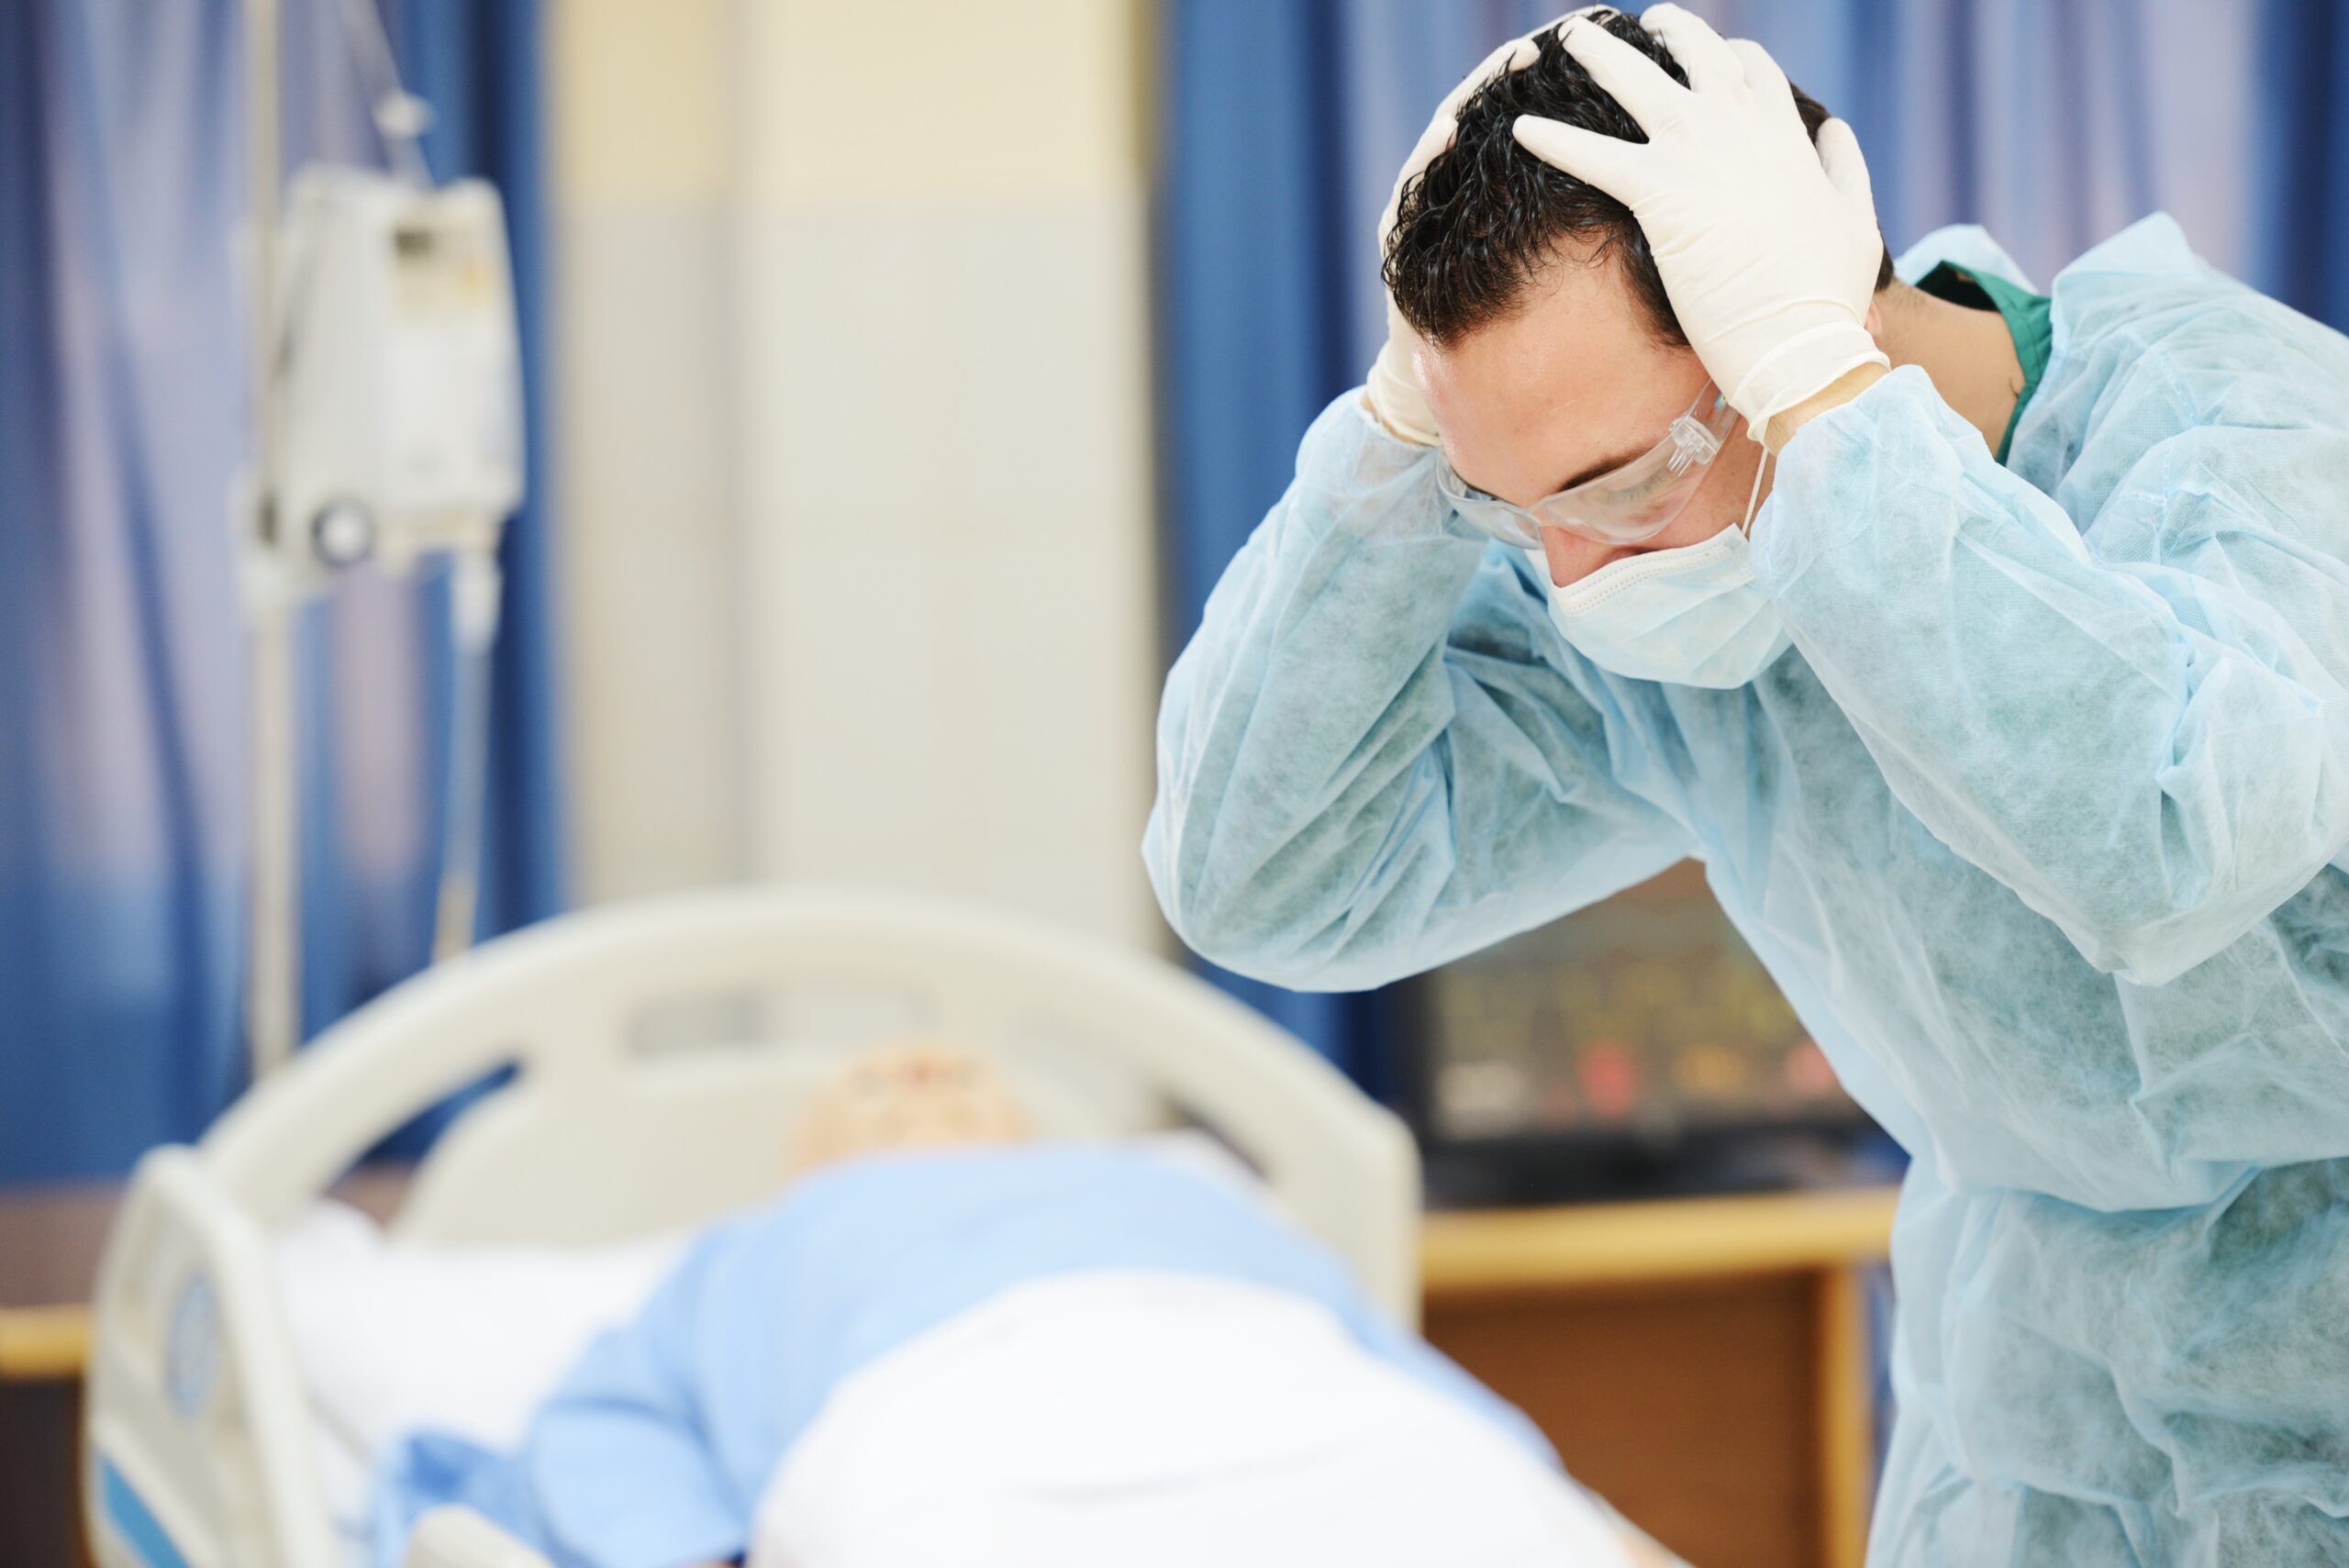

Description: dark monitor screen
[1394,862,1885,1201]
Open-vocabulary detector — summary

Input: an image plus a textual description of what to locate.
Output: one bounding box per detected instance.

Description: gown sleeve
[1755,360,2349,988]
[1145,393,1696,991]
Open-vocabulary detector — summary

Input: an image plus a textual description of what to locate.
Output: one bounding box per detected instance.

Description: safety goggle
[1436,384,1740,549]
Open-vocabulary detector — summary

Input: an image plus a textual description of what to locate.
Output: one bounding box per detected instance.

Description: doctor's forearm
[1755,371,2349,983]
[1759,360,1889,452]
[1146,395,1690,988]
[1146,411,1490,983]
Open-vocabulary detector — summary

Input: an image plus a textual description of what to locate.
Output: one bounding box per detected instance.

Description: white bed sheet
[755,1270,1632,1568]
[272,1134,1268,1537]
[276,1200,690,1545]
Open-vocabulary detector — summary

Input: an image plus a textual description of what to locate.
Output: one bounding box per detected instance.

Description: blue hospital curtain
[0,0,562,1182]
[1156,2,1572,1084]
[2258,0,2349,332]
[1155,0,2272,1080]
[383,0,564,960]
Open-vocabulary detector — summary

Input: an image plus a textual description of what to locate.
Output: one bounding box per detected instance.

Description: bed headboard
[201,886,1420,1320]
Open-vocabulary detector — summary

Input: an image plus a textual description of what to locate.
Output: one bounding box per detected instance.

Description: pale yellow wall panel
[551,0,1161,918]
[555,208,750,898]
[736,198,1160,943]
[742,0,1144,202]
[552,0,732,202]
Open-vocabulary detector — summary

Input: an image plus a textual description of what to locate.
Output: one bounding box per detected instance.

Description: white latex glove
[1509,5,1888,433]
[1366,10,1602,446]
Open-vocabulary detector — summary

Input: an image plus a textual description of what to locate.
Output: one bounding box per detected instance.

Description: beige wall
[551,0,1162,947]
[551,0,746,902]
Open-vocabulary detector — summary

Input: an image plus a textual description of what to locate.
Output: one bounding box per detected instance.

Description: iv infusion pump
[275,166,523,572]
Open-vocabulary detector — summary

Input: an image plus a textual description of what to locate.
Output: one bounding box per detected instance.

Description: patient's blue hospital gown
[371,1143,1543,1568]
[1146,217,2349,1566]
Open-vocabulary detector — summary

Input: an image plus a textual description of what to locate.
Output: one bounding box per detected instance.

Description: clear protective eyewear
[1436,384,1741,549]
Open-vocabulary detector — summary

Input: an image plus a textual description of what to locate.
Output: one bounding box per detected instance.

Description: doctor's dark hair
[1384,11,1895,348]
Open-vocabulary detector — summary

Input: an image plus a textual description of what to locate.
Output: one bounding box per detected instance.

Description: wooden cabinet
[1422,1188,1897,1568]
[1,1183,110,1568]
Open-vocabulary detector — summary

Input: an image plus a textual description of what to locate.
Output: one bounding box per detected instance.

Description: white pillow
[273,1202,689,1463]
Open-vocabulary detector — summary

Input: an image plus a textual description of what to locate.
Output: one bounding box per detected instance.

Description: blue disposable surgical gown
[1146,217,2349,1565]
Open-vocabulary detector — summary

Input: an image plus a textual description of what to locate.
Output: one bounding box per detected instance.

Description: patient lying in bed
[372,1043,1672,1568]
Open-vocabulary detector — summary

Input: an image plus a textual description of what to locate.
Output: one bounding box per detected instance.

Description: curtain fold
[0,0,562,1181]
[2257,0,2349,330]
[388,0,565,951]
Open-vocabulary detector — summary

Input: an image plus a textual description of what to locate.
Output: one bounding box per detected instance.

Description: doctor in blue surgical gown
[1148,8,2349,1563]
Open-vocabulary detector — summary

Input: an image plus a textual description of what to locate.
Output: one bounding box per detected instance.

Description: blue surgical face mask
[1531,522,1791,688]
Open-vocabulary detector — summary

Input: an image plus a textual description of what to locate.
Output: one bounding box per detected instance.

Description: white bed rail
[88,886,1419,1568]
[84,1148,338,1568]
[201,886,1418,1309]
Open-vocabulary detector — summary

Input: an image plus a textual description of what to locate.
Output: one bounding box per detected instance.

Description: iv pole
[242,0,513,1082]
[243,0,302,1083]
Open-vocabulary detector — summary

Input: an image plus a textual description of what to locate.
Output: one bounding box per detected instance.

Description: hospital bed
[81,887,1418,1568]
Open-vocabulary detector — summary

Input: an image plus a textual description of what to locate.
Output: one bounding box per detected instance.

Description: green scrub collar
[1915,261,2054,464]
